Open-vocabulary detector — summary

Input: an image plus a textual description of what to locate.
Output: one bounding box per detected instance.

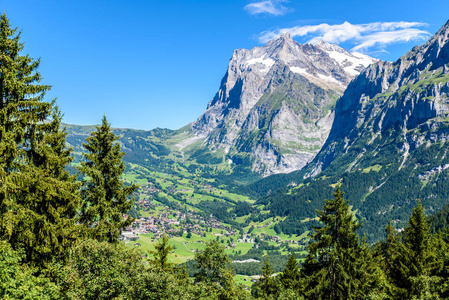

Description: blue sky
[2,0,449,130]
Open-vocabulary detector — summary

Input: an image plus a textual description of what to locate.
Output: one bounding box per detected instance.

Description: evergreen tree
[375,221,406,297]
[301,186,360,299]
[301,186,386,299]
[186,227,192,239]
[78,116,137,243]
[278,253,301,290]
[259,255,278,299]
[217,267,249,300]
[354,236,391,299]
[150,234,174,270]
[194,239,230,286]
[404,201,432,274]
[399,201,445,298]
[433,230,449,298]
[0,13,81,265]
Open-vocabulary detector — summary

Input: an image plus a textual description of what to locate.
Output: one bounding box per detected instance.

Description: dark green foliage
[150,234,174,270]
[78,116,138,242]
[375,221,403,296]
[404,201,433,274]
[48,239,205,300]
[193,239,249,299]
[0,13,81,266]
[233,201,257,217]
[0,241,58,299]
[194,239,231,285]
[216,267,251,300]
[374,202,449,299]
[397,201,445,298]
[301,186,388,299]
[279,253,301,290]
[430,202,449,232]
[258,255,279,299]
[127,204,141,219]
[197,199,234,223]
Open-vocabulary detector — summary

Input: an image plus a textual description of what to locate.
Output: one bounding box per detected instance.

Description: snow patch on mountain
[289,66,308,75]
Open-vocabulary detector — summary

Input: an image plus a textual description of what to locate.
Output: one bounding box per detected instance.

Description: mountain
[63,20,449,243]
[185,34,375,176]
[308,20,449,177]
[255,19,449,241]
[64,123,173,170]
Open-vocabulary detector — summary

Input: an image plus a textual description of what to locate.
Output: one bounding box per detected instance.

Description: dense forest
[244,138,449,243]
[2,13,449,299]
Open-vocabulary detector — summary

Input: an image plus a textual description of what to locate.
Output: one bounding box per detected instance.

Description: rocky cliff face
[253,19,449,241]
[188,34,375,175]
[308,19,449,177]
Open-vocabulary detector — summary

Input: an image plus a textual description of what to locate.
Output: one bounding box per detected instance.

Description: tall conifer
[78,116,137,243]
[150,234,174,270]
[0,13,81,265]
[301,186,360,299]
[259,255,278,299]
[301,186,387,299]
[400,201,444,298]
[279,253,301,290]
[404,201,432,272]
[376,221,406,297]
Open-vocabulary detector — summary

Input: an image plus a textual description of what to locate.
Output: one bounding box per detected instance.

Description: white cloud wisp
[244,0,290,16]
[258,21,430,52]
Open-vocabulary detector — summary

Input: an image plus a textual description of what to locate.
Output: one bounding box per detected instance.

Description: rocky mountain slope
[308,19,449,177]
[255,19,449,241]
[186,34,375,175]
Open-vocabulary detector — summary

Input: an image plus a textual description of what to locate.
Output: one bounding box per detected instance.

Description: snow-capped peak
[315,41,377,76]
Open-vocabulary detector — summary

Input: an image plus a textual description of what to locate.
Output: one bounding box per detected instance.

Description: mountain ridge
[307,18,449,177]
[253,18,449,241]
[188,34,376,175]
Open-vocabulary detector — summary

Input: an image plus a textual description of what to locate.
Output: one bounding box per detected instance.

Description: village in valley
[118,163,308,284]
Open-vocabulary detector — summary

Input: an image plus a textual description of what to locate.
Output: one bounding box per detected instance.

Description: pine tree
[279,253,301,290]
[0,13,81,265]
[217,267,249,300]
[376,221,408,297]
[259,255,278,299]
[150,234,174,270]
[354,236,391,299]
[301,186,387,299]
[301,186,360,299]
[400,201,444,298]
[194,239,230,286]
[404,200,432,273]
[78,116,137,243]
